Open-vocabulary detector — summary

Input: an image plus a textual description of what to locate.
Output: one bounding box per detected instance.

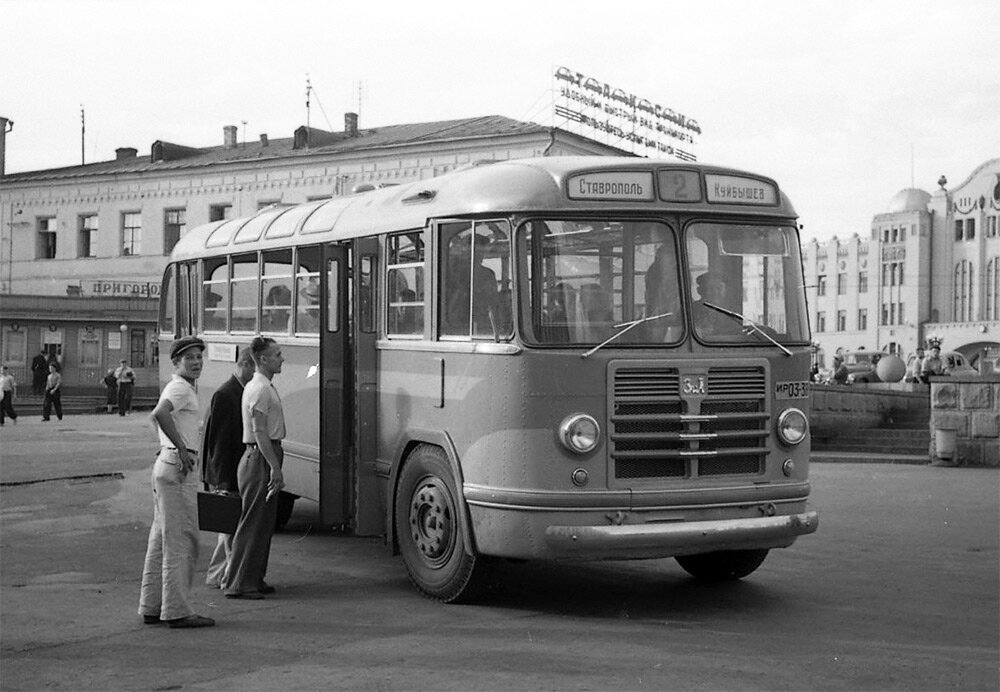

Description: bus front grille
[609,365,767,480]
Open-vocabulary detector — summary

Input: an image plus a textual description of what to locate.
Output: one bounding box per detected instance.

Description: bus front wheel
[395,445,487,603]
[675,549,769,580]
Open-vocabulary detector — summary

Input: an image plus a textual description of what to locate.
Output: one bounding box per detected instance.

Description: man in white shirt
[137,336,215,628]
[224,336,286,599]
[0,364,18,425]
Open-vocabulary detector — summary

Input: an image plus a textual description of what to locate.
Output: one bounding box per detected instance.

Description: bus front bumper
[543,511,819,560]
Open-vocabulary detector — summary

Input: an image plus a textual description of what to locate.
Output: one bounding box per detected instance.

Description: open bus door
[320,243,350,526]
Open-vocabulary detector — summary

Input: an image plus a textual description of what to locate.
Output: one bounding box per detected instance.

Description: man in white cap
[137,335,215,628]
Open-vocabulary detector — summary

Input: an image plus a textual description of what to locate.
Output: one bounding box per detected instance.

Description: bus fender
[387,428,477,559]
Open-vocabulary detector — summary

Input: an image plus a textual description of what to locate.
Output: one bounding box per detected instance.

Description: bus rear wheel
[395,445,487,603]
[675,549,769,580]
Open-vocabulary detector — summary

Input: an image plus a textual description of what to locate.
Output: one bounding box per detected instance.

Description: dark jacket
[201,375,245,491]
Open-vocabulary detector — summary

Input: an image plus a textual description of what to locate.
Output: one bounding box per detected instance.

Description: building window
[966,218,975,240]
[953,261,974,321]
[836,273,847,295]
[122,212,141,256]
[836,310,846,331]
[78,214,98,258]
[257,200,281,210]
[899,227,906,241]
[816,275,827,296]
[163,208,186,254]
[881,303,889,326]
[37,217,57,259]
[858,308,867,331]
[987,216,997,238]
[891,227,898,242]
[898,262,904,286]
[955,220,964,241]
[129,328,147,368]
[209,204,232,222]
[816,311,826,332]
[858,271,868,293]
[986,257,999,321]
[898,302,905,325]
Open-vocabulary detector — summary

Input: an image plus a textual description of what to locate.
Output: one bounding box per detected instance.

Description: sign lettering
[567,172,654,201]
[705,174,777,205]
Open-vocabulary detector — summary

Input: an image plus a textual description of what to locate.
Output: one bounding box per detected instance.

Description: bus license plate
[775,381,810,399]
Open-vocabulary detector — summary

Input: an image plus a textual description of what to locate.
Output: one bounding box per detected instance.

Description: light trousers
[205,532,233,587]
[137,449,200,621]
[223,444,282,596]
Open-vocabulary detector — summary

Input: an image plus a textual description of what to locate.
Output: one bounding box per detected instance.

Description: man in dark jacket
[202,347,256,588]
[31,350,48,395]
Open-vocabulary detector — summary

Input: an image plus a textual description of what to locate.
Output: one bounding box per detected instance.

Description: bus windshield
[521,218,809,346]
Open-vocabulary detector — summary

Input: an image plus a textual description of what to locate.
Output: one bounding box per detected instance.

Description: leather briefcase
[197,491,242,534]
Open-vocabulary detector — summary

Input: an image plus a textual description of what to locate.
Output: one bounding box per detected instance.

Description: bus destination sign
[705,174,777,205]
[567,171,655,201]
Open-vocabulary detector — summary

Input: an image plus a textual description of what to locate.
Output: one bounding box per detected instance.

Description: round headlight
[776,408,808,446]
[558,414,600,454]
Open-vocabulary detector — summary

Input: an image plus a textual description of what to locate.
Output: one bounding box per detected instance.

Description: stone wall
[809,383,929,432]
[929,375,1000,467]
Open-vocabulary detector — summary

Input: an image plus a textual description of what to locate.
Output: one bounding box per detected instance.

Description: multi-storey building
[0,114,629,391]
[803,158,1000,371]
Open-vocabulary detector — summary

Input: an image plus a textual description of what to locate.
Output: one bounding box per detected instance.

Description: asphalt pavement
[1,413,997,691]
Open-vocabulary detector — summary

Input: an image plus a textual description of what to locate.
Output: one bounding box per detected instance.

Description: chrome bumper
[544,511,819,559]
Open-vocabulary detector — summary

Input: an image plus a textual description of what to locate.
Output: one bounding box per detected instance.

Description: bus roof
[170,157,797,260]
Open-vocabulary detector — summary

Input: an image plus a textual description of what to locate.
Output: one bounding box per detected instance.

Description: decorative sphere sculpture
[876,354,906,383]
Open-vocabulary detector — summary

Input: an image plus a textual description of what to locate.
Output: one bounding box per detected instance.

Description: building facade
[803,158,1000,371]
[0,114,630,391]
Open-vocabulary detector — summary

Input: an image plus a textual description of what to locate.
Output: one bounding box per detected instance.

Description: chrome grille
[610,364,767,480]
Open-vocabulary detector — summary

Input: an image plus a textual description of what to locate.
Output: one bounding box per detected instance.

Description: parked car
[842,350,883,384]
[942,351,976,375]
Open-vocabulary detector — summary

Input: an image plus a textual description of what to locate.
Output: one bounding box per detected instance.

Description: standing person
[103,368,118,413]
[41,363,63,421]
[0,364,18,425]
[116,359,136,416]
[223,337,285,600]
[30,350,48,395]
[832,355,849,385]
[202,347,256,589]
[137,336,215,629]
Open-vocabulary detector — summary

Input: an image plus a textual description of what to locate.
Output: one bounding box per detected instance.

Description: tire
[394,444,488,603]
[274,491,296,532]
[675,549,769,581]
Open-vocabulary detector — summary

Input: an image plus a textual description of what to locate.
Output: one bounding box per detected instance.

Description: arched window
[987,257,999,321]
[953,261,974,321]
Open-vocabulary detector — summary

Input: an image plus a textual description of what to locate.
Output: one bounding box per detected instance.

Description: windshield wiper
[581,312,674,359]
[701,302,792,357]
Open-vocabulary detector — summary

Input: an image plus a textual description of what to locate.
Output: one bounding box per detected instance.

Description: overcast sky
[2,0,998,242]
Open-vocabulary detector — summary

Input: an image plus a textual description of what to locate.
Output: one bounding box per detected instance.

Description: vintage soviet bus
[160,157,818,602]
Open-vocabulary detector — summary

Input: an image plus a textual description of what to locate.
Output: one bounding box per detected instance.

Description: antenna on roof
[910,143,915,188]
[355,80,366,125]
[305,73,312,148]
[80,105,86,165]
[241,120,247,148]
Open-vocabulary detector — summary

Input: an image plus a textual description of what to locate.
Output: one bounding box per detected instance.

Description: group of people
[102,359,136,415]
[138,335,286,629]
[0,352,65,424]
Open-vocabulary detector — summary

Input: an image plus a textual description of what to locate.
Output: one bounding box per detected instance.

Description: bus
[160,157,819,602]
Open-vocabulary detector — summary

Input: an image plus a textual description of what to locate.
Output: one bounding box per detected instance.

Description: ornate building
[0,114,629,391]
[803,158,1000,371]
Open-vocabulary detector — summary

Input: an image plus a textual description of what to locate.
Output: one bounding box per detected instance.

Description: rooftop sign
[554,66,700,162]
[567,171,655,201]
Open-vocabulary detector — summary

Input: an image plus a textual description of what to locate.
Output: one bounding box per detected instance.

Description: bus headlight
[776,408,808,446]
[558,414,600,454]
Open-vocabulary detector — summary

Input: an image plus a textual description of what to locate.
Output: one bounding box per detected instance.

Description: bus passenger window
[230,254,259,333]
[387,232,425,338]
[262,249,293,334]
[295,245,322,335]
[202,257,228,332]
[440,220,509,339]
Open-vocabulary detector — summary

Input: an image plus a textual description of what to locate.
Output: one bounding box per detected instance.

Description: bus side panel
[270,344,321,502]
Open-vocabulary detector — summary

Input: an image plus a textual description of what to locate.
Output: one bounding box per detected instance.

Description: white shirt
[241,372,286,443]
[156,374,200,451]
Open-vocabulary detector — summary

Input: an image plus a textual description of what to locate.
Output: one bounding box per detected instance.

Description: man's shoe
[167,614,215,628]
[142,614,164,625]
[257,583,276,595]
[225,591,264,600]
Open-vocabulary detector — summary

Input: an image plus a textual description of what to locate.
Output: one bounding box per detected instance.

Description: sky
[1,0,998,243]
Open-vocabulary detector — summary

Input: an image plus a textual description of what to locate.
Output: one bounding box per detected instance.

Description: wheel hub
[409,481,454,562]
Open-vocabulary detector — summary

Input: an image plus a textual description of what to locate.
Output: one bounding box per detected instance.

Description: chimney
[116,147,137,160]
[345,112,358,138]
[259,133,269,147]
[223,125,238,149]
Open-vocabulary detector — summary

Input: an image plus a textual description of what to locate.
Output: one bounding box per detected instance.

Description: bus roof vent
[402,189,437,204]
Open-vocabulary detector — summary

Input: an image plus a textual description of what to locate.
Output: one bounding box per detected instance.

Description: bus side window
[202,257,228,332]
[440,220,508,339]
[387,232,424,338]
[295,246,321,335]
[262,249,293,334]
[230,253,259,333]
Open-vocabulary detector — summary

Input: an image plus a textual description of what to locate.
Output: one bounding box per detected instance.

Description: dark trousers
[43,390,62,420]
[117,383,134,415]
[1,395,16,423]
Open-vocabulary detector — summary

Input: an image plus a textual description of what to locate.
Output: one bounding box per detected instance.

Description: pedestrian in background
[42,363,62,421]
[921,345,945,383]
[137,336,215,629]
[224,336,285,600]
[103,368,118,413]
[30,350,47,395]
[0,364,18,425]
[202,347,256,589]
[116,359,136,416]
[832,355,849,385]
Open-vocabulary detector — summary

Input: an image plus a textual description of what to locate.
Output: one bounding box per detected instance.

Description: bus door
[352,236,381,536]
[320,243,350,526]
